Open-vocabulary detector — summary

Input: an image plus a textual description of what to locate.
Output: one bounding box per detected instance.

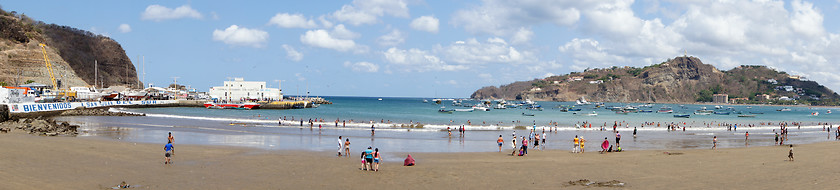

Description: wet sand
[0,133,837,189]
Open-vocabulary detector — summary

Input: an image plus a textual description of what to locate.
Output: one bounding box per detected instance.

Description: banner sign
[6,100,177,113]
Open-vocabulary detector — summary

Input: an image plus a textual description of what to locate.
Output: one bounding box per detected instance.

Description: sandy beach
[0,132,837,189]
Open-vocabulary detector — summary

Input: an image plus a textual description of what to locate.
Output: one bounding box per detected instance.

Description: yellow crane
[38,43,75,100]
[38,43,58,90]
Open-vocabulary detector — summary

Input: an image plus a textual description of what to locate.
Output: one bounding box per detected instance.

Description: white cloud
[268,13,318,28]
[451,0,584,36]
[281,45,303,61]
[790,0,825,38]
[212,25,269,48]
[437,38,535,65]
[330,24,360,39]
[118,24,131,33]
[377,29,404,46]
[141,4,202,21]
[510,27,533,44]
[318,15,334,28]
[343,61,379,72]
[331,0,409,25]
[410,16,439,33]
[559,38,629,71]
[300,29,359,52]
[383,47,467,72]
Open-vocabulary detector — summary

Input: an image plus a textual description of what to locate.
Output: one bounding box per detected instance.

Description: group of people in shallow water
[501,128,550,156]
[337,136,381,172]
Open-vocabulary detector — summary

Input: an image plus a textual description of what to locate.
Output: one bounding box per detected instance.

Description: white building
[208,78,282,101]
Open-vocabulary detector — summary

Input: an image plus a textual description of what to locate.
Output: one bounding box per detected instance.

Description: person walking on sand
[497,135,504,152]
[168,132,175,144]
[360,150,368,170]
[573,135,579,153]
[712,136,717,150]
[338,136,344,157]
[373,148,381,171]
[788,145,794,161]
[163,141,174,164]
[344,138,351,157]
[364,147,374,170]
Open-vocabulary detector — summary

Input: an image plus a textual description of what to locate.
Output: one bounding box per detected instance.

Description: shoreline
[0,133,837,189]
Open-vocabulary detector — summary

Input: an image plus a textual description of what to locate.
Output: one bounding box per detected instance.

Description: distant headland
[471,56,840,106]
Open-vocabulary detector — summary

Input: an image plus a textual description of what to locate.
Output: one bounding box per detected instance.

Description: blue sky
[3,0,840,98]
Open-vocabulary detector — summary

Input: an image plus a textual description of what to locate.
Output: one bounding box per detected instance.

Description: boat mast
[94,60,97,88]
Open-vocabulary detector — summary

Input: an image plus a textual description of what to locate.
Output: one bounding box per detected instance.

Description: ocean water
[58,96,840,154]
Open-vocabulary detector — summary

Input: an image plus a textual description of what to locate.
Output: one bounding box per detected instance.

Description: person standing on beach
[615,131,621,147]
[163,141,174,164]
[511,134,517,155]
[344,138,351,157]
[497,135,504,152]
[522,136,529,155]
[579,136,586,153]
[541,131,547,150]
[338,136,344,157]
[775,133,780,145]
[788,145,794,161]
[573,135,579,153]
[712,136,717,150]
[371,125,375,136]
[373,148,381,171]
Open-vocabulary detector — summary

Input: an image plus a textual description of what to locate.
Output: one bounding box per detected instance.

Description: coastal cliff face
[0,8,139,88]
[471,56,840,105]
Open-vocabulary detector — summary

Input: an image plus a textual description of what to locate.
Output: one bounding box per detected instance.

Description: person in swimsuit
[579,137,585,153]
[168,132,174,144]
[511,134,517,155]
[344,138,351,157]
[373,148,381,171]
[633,127,637,138]
[497,135,504,152]
[360,150,367,170]
[534,134,540,150]
[712,136,717,150]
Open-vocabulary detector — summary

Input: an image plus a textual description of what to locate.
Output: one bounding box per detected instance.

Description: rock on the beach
[0,117,79,136]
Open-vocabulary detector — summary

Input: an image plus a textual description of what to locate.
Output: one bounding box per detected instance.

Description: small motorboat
[777,108,792,112]
[693,112,711,115]
[438,108,454,114]
[714,111,730,115]
[748,112,764,114]
[455,108,474,112]
[737,115,756,117]
[673,114,690,118]
[522,113,535,116]
[585,111,598,116]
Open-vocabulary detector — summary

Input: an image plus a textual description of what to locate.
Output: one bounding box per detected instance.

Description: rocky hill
[471,56,840,105]
[0,8,139,89]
